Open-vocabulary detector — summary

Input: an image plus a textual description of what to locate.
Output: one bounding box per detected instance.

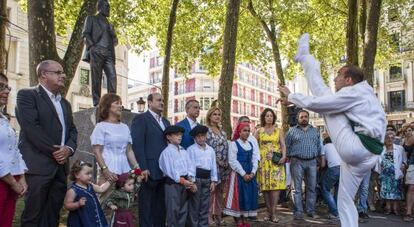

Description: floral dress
[379,152,403,200]
[257,128,286,191]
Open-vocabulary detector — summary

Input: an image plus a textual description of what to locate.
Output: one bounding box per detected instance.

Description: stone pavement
[218,207,413,227]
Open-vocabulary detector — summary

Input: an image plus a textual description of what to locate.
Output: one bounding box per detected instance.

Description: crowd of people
[1,35,414,227]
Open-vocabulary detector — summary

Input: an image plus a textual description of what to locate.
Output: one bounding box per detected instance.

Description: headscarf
[232,122,250,141]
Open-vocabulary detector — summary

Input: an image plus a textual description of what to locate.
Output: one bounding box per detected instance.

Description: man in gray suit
[16,60,77,227]
[82,0,118,106]
[131,93,171,227]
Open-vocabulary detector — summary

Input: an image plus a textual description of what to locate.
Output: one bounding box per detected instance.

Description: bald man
[16,60,78,227]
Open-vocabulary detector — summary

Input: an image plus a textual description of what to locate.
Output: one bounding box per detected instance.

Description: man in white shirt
[278,34,386,227]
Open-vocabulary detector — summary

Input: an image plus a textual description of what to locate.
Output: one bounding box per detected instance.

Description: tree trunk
[218,0,241,139]
[62,0,98,96]
[246,0,289,132]
[28,0,60,86]
[0,0,6,73]
[28,0,97,95]
[359,0,367,50]
[161,0,180,118]
[346,0,359,65]
[362,0,382,86]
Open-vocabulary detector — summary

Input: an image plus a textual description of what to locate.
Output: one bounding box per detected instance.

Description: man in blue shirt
[285,110,321,220]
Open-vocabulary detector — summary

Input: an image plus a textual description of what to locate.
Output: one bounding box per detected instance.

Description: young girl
[64,160,111,227]
[106,170,142,227]
[224,122,260,227]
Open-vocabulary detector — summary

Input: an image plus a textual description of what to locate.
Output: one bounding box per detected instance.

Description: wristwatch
[101,166,108,171]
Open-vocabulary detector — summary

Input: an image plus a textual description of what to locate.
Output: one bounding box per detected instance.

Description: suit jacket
[82,14,118,62]
[131,111,171,181]
[176,118,198,149]
[15,85,77,175]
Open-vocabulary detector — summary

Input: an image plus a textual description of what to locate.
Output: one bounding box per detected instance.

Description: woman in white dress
[91,93,139,191]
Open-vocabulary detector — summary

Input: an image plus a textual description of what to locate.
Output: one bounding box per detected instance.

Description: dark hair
[69,160,93,181]
[296,109,309,118]
[185,99,199,109]
[340,65,364,84]
[98,93,121,122]
[238,116,250,123]
[386,124,396,132]
[260,108,276,127]
[323,137,332,145]
[0,72,8,82]
[97,0,108,11]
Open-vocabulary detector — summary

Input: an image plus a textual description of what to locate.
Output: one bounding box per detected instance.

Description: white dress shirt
[186,117,198,129]
[187,143,218,182]
[149,109,165,130]
[90,122,132,174]
[159,143,193,183]
[0,115,27,177]
[288,81,386,142]
[41,85,66,146]
[228,139,260,176]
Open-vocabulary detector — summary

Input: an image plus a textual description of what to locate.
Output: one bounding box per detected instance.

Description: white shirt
[0,116,27,177]
[321,143,341,168]
[159,143,193,183]
[41,85,66,145]
[149,109,165,130]
[186,117,198,129]
[228,139,260,176]
[248,135,260,161]
[187,143,218,182]
[288,81,386,142]
[90,122,132,174]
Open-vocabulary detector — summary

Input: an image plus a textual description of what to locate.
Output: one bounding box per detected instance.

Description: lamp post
[137,97,146,113]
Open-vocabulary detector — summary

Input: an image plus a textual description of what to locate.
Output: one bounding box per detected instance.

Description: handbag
[272,152,282,164]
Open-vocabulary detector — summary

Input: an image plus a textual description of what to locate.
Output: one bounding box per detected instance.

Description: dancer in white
[278,34,386,227]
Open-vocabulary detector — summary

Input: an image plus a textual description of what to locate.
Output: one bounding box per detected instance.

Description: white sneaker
[294,33,310,63]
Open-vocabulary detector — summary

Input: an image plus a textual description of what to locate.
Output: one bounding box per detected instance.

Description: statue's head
[97,0,110,17]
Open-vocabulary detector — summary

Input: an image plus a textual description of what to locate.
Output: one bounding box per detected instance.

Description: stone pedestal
[71,107,137,181]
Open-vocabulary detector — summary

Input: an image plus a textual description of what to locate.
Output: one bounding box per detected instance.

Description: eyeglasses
[45,70,66,76]
[0,83,11,92]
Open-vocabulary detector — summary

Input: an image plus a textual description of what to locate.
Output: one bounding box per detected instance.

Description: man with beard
[285,110,322,220]
[278,33,386,227]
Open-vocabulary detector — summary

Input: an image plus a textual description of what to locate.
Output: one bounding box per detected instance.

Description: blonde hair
[206,107,222,128]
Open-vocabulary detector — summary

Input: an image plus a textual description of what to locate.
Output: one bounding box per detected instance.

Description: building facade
[5,0,129,128]
[128,51,281,128]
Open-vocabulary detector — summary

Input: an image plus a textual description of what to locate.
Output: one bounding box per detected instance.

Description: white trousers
[300,55,379,227]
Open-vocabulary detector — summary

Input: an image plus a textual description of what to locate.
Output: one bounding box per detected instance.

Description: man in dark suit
[16,60,78,227]
[131,92,171,227]
[82,0,118,106]
[176,99,200,149]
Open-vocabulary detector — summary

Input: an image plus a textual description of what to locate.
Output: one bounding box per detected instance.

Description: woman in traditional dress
[254,108,286,222]
[223,122,260,227]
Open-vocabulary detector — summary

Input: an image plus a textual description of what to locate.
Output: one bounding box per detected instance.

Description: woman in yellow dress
[254,108,287,223]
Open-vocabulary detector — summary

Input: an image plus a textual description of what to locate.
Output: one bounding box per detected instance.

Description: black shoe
[359,212,369,219]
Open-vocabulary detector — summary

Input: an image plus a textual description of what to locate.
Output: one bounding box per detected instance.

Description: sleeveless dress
[223,141,258,217]
[257,128,286,191]
[67,183,108,227]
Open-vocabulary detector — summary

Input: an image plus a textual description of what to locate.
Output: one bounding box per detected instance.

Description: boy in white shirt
[187,125,218,227]
[159,125,197,227]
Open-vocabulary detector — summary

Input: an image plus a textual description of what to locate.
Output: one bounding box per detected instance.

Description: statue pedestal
[71,107,137,180]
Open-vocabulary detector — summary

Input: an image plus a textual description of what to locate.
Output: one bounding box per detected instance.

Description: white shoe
[294,33,310,63]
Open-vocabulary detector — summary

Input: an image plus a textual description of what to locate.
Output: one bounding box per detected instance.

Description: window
[79,68,90,85]
[389,65,403,82]
[200,97,213,110]
[388,90,405,112]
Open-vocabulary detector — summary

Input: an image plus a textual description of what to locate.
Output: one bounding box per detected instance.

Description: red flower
[133,168,142,175]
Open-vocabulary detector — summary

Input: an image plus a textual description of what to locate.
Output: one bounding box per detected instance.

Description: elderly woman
[376,131,406,216]
[0,73,28,226]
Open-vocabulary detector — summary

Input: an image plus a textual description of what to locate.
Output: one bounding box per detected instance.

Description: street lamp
[137,97,146,113]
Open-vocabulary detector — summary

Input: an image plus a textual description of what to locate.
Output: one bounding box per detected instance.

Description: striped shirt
[285,125,321,160]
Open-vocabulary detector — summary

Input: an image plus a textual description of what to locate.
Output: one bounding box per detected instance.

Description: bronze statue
[82,0,118,106]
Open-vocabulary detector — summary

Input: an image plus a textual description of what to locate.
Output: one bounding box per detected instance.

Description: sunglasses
[0,83,11,92]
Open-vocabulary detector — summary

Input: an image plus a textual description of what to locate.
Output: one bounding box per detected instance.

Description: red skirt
[112,209,135,227]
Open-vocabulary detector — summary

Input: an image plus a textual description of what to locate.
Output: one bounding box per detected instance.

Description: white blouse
[159,144,193,183]
[187,143,218,182]
[90,122,132,174]
[228,139,260,177]
[0,116,27,177]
